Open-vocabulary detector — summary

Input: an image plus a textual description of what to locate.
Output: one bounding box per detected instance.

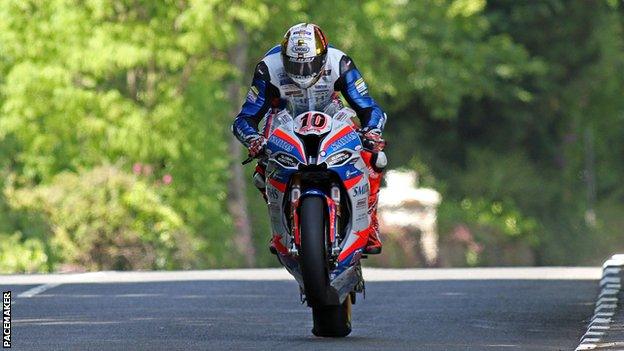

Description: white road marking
[0,267,601,286]
[17,283,61,298]
[12,272,107,299]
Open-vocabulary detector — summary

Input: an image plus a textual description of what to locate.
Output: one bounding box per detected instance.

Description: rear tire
[299,196,352,337]
[311,294,352,337]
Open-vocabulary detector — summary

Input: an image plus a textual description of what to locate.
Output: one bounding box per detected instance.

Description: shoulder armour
[254,61,271,81]
[339,55,357,76]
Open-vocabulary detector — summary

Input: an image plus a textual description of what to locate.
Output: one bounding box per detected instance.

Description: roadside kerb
[576,254,624,350]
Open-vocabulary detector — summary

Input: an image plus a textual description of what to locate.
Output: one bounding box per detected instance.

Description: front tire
[299,196,329,306]
[299,196,352,337]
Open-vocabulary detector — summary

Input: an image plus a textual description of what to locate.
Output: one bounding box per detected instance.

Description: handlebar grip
[241,156,254,165]
[242,145,268,165]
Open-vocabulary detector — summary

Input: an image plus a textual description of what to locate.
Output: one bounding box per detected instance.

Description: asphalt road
[1,268,600,351]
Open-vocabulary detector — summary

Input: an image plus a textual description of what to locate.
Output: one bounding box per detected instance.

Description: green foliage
[7,165,197,271]
[452,198,538,240]
[0,0,246,270]
[0,232,48,273]
[385,0,624,266]
[0,0,622,271]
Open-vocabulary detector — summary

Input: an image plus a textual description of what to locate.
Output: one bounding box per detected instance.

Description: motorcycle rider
[232,23,387,254]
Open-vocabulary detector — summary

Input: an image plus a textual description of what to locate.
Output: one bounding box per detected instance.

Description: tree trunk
[584,128,596,227]
[226,23,256,267]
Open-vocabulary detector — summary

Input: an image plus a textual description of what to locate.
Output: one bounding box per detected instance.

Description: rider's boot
[253,164,277,254]
[364,188,383,255]
[361,151,386,254]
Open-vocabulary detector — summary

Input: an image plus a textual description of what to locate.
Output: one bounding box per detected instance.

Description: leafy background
[0,0,622,272]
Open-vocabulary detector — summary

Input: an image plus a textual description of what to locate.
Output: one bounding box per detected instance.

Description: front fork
[288,181,342,260]
[289,183,301,256]
[328,184,342,258]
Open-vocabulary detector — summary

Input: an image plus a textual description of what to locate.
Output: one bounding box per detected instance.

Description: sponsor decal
[279,75,294,85]
[353,183,370,197]
[285,90,304,97]
[326,151,351,166]
[330,131,359,150]
[235,126,246,137]
[275,153,298,167]
[323,69,332,76]
[345,169,359,178]
[292,29,312,36]
[292,45,310,54]
[267,187,279,200]
[355,77,368,95]
[3,291,10,348]
[269,136,294,153]
[246,85,259,103]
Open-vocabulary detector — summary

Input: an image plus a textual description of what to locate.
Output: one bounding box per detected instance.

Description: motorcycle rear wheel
[311,294,352,337]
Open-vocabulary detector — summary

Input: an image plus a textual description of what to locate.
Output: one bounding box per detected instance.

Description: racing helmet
[281,23,328,89]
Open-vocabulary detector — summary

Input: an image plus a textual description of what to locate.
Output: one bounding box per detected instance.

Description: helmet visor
[282,53,326,79]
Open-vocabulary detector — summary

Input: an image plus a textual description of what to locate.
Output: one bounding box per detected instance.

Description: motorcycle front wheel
[299,196,352,337]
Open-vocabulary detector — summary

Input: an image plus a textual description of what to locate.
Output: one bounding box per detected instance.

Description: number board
[293,111,332,135]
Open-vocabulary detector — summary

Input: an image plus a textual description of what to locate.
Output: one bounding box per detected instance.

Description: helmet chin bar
[287,72,321,89]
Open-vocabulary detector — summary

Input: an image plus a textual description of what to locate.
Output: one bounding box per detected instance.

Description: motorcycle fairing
[268,129,306,164]
[319,125,361,157]
[264,109,370,303]
[320,118,370,233]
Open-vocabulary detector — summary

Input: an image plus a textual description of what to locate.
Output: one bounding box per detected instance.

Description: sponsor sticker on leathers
[246,86,259,103]
[355,77,368,95]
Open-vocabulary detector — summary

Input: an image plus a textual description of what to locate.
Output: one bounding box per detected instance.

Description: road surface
[1,268,600,350]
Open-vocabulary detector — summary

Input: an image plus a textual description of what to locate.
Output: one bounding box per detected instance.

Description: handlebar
[241,156,254,165]
[241,130,386,165]
[241,146,267,165]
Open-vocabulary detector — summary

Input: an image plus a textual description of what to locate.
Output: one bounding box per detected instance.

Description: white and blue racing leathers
[232,46,387,145]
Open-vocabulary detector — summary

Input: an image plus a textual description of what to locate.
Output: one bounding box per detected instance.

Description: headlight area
[325,150,353,166]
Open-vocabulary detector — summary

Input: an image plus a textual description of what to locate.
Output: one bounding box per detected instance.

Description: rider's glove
[360,127,386,153]
[246,134,267,158]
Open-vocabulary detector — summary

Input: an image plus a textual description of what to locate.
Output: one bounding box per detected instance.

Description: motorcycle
[242,107,372,337]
